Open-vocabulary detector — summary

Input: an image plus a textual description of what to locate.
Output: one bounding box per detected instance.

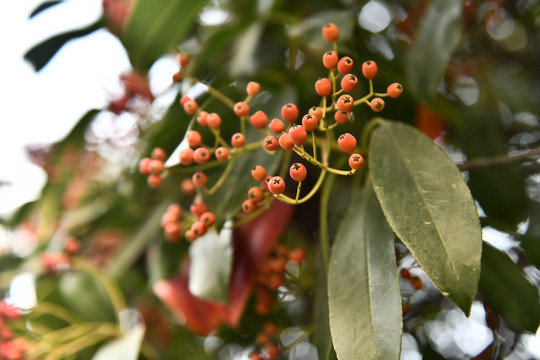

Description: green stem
[188,76,235,109]
[274,170,327,205]
[29,302,76,324]
[292,146,355,176]
[204,159,236,195]
[360,118,385,155]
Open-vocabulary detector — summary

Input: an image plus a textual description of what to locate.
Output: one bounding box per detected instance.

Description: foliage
[3,0,540,359]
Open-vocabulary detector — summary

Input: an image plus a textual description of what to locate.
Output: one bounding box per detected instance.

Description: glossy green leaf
[122,0,208,71]
[369,120,482,314]
[188,225,233,303]
[406,0,463,100]
[328,183,401,360]
[458,108,527,231]
[479,242,540,332]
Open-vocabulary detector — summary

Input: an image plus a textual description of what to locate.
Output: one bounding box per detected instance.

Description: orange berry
[191,221,207,237]
[172,71,183,83]
[279,133,294,150]
[197,111,209,126]
[341,74,358,92]
[289,162,307,182]
[334,111,349,124]
[308,106,323,120]
[231,133,246,148]
[234,101,250,117]
[183,99,198,115]
[337,56,353,74]
[288,247,306,263]
[400,268,412,279]
[370,97,385,112]
[215,147,229,162]
[322,50,339,69]
[139,157,151,175]
[315,78,332,97]
[263,136,279,151]
[164,222,182,242]
[147,174,163,188]
[151,147,167,161]
[242,199,257,213]
[181,179,196,195]
[193,147,210,164]
[247,81,261,96]
[250,110,268,129]
[186,130,202,148]
[281,103,299,123]
[190,199,207,217]
[337,133,357,153]
[302,113,318,131]
[200,212,216,228]
[387,82,403,98]
[192,171,207,188]
[149,159,164,174]
[248,187,264,202]
[410,276,423,290]
[251,165,267,182]
[206,112,222,129]
[336,94,354,112]
[268,176,286,195]
[362,60,378,79]
[348,153,364,170]
[288,125,307,145]
[176,52,190,67]
[322,23,340,42]
[269,118,285,134]
[179,148,194,165]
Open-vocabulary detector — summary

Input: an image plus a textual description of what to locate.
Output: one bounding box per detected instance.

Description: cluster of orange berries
[249,322,281,360]
[0,301,28,360]
[139,147,167,188]
[160,200,216,242]
[254,245,305,315]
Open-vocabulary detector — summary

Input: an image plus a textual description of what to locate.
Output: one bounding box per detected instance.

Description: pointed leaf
[29,1,64,18]
[24,20,104,71]
[188,225,233,303]
[121,0,207,71]
[406,0,464,100]
[328,183,401,360]
[479,242,540,332]
[369,120,482,314]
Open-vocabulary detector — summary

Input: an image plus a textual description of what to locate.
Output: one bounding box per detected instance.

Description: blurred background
[1,0,540,359]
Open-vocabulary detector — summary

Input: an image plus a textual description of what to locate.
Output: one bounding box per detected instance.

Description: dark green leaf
[30,1,64,18]
[188,226,233,303]
[479,242,540,332]
[458,108,528,231]
[369,120,482,314]
[312,250,332,360]
[328,182,401,360]
[59,272,115,322]
[121,0,208,71]
[24,20,105,71]
[405,0,464,100]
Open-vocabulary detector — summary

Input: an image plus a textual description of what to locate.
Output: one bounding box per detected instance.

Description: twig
[457,147,540,171]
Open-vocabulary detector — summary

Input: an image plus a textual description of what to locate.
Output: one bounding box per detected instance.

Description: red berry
[176,52,190,67]
[322,23,339,42]
[242,199,257,213]
[348,153,364,169]
[215,147,229,162]
[139,157,151,175]
[288,247,306,263]
[334,111,349,124]
[247,81,260,96]
[268,176,286,195]
[302,113,318,132]
[410,276,423,290]
[288,125,307,146]
[251,165,267,182]
[147,174,163,188]
[167,203,182,217]
[185,229,196,242]
[200,212,216,227]
[322,51,339,69]
[161,212,178,227]
[337,57,353,74]
[309,106,323,120]
[183,100,198,115]
[192,171,207,188]
[172,71,183,83]
[206,112,222,129]
[191,221,207,237]
[197,111,209,126]
[179,148,194,165]
[190,199,207,217]
[248,187,264,202]
[279,133,294,150]
[193,147,210,164]
[336,94,354,112]
[151,147,167,161]
[281,103,299,123]
[149,159,164,174]
[234,101,250,117]
[231,133,246,148]
[186,130,202,148]
[341,74,358,92]
[250,110,268,129]
[337,133,357,153]
[164,222,182,242]
[315,78,332,97]
[289,163,307,182]
[263,136,280,151]
[370,97,385,112]
[269,118,285,134]
[181,179,196,195]
[180,95,191,106]
[362,60,378,79]
[400,268,411,279]
[387,82,403,98]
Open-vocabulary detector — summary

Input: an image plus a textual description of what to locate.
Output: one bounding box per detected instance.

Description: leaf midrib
[386,126,460,286]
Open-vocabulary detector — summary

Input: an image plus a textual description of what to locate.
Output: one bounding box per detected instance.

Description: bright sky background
[0,0,131,217]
